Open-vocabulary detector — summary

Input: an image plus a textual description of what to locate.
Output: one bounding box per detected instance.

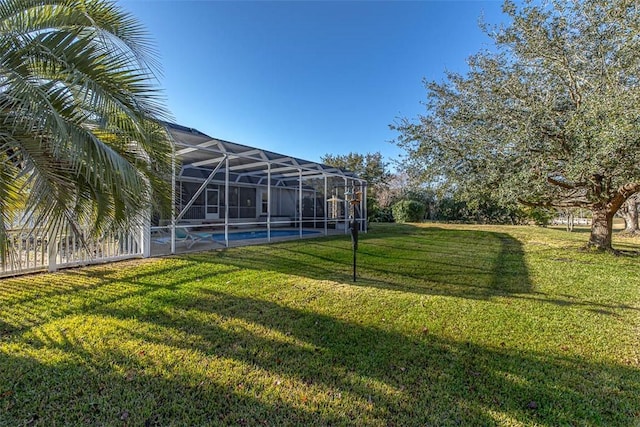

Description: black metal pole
[350,216,358,282]
[353,246,356,282]
[348,199,360,282]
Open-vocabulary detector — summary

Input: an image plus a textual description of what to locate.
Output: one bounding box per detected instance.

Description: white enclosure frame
[148,123,367,255]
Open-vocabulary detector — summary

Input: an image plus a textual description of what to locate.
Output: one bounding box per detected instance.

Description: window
[261,192,269,215]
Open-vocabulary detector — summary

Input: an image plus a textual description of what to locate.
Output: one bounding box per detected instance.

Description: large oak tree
[394,0,640,250]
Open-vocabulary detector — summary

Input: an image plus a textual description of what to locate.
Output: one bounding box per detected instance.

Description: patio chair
[175,228,207,248]
[151,229,209,249]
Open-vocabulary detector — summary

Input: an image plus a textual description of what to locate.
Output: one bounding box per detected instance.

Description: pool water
[211,229,321,241]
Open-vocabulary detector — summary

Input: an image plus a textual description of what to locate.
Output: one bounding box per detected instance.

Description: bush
[433,196,528,224]
[392,200,426,223]
[368,198,393,222]
[370,207,393,222]
[524,207,555,226]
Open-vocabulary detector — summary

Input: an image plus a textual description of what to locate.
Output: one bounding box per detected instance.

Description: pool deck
[150,227,347,257]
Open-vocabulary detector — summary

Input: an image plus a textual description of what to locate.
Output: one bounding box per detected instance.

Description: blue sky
[122,0,506,167]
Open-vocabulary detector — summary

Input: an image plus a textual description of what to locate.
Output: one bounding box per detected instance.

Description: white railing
[1,229,49,275]
[552,217,591,225]
[0,226,142,278]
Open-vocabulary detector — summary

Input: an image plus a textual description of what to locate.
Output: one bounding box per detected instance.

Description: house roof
[165,122,365,188]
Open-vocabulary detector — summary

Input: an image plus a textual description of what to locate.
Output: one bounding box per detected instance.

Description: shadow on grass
[0,261,240,338]
[192,224,637,315]
[187,226,638,315]
[192,225,534,301]
[1,225,639,424]
[1,282,638,425]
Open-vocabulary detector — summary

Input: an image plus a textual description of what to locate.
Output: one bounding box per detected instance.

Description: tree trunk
[566,210,574,232]
[619,195,639,235]
[588,208,614,250]
[586,183,640,251]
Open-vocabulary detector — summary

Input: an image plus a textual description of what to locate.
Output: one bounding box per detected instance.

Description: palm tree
[0,0,172,260]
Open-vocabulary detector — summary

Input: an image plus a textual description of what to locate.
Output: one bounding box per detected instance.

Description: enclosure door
[206,188,219,220]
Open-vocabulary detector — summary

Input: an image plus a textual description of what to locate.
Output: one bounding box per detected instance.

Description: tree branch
[547,175,576,189]
[607,182,640,213]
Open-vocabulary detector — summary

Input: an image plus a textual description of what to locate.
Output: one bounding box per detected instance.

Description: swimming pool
[211,229,321,241]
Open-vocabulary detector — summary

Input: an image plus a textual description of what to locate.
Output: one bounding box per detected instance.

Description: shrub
[392,200,426,223]
[524,207,555,226]
[433,197,528,224]
[368,197,393,222]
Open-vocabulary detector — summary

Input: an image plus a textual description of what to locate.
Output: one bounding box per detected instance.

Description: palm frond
[0,0,173,262]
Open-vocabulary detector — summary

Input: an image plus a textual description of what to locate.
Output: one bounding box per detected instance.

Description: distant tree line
[321,152,559,226]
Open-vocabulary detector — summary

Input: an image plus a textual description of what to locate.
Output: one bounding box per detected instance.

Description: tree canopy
[0,0,172,258]
[393,0,640,250]
[321,152,391,191]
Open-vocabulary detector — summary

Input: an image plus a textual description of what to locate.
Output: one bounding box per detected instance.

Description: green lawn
[1,223,639,426]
